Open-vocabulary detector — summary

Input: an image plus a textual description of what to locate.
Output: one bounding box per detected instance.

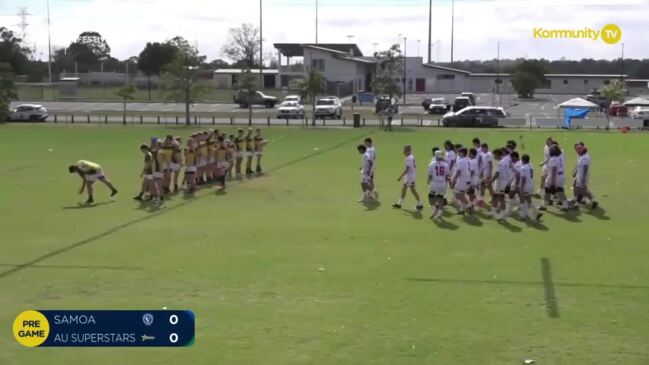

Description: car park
[234,90,278,108]
[441,106,506,127]
[460,92,477,105]
[6,104,48,122]
[426,98,451,114]
[276,101,305,119]
[452,96,473,112]
[629,106,649,119]
[315,97,343,119]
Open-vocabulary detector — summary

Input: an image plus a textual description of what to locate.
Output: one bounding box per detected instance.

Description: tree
[160,40,209,125]
[0,27,31,74]
[222,23,261,69]
[298,70,326,126]
[115,84,137,125]
[138,42,177,99]
[602,79,627,103]
[239,70,258,125]
[510,60,547,99]
[371,44,403,100]
[0,62,17,121]
[66,31,111,71]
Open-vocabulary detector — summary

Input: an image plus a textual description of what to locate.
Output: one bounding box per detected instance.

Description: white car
[315,97,342,119]
[284,95,301,103]
[276,101,305,119]
[628,106,649,119]
[7,104,48,122]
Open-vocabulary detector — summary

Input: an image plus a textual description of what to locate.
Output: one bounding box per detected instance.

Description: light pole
[260,0,264,89]
[427,0,432,64]
[402,36,407,102]
[450,0,455,63]
[315,0,319,44]
[346,35,354,44]
[46,0,52,83]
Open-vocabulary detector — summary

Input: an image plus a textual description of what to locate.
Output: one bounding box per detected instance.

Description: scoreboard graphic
[13,310,195,347]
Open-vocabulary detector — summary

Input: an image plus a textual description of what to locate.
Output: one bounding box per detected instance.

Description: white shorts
[546,175,565,188]
[85,169,105,182]
[144,174,154,181]
[153,172,164,179]
[197,159,207,168]
[454,179,470,193]
[236,152,244,159]
[494,181,509,194]
[404,176,416,187]
[245,151,253,158]
[217,161,230,170]
[255,151,264,157]
[429,184,447,196]
[170,163,181,172]
[361,174,370,184]
[521,184,534,195]
[185,166,197,173]
[208,158,215,164]
[542,165,549,176]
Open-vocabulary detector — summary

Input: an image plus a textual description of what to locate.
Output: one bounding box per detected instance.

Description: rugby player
[393,145,424,211]
[254,129,268,175]
[357,144,373,202]
[364,138,377,199]
[572,144,598,209]
[450,147,471,214]
[68,160,118,204]
[428,150,449,219]
[519,154,543,221]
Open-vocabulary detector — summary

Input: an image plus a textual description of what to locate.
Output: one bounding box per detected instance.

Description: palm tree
[298,70,326,126]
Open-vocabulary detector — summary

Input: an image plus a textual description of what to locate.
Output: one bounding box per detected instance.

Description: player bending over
[393,145,423,211]
[428,150,449,219]
[68,160,118,204]
[519,154,543,221]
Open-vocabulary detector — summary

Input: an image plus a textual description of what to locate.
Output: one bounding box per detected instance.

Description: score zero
[169,315,179,344]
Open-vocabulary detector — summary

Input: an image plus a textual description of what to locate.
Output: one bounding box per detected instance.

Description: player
[450,147,471,214]
[233,129,245,179]
[506,151,522,216]
[170,137,183,192]
[254,129,268,174]
[244,128,255,176]
[393,145,423,211]
[68,160,118,204]
[215,135,229,191]
[159,135,176,194]
[490,148,508,220]
[478,142,494,206]
[540,144,570,211]
[538,137,554,195]
[151,140,165,197]
[519,154,543,221]
[206,130,217,183]
[572,144,598,209]
[357,144,373,202]
[467,148,480,211]
[183,138,198,194]
[444,140,456,175]
[135,144,162,202]
[364,138,377,199]
[428,150,449,219]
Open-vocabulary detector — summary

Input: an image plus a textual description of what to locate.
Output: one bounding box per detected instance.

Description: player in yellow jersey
[214,135,229,191]
[151,140,165,202]
[68,160,118,204]
[206,130,217,183]
[134,144,161,202]
[170,137,183,192]
[253,128,268,175]
[184,138,198,193]
[244,128,255,176]
[226,134,236,180]
[197,132,209,185]
[233,129,245,179]
[159,135,176,194]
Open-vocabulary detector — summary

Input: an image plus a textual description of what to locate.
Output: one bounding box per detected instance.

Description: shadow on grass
[431,217,459,230]
[497,219,523,233]
[0,263,141,271]
[584,206,610,221]
[462,214,483,227]
[403,208,423,220]
[522,218,549,231]
[546,209,582,223]
[62,201,115,210]
[363,200,381,211]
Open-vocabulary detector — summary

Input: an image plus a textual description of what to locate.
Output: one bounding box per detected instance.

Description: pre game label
[13,310,195,347]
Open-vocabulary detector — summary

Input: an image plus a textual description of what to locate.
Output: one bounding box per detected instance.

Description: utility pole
[403,36,407,102]
[46,0,52,83]
[450,0,455,63]
[496,41,500,106]
[346,35,354,43]
[417,39,421,57]
[427,0,432,64]
[620,42,625,81]
[260,0,264,89]
[315,0,319,44]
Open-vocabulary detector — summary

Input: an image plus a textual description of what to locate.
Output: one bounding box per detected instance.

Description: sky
[1,0,648,63]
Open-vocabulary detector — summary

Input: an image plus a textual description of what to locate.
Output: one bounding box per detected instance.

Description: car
[460,92,477,105]
[628,106,649,119]
[608,103,628,117]
[276,101,305,119]
[284,95,301,103]
[315,97,343,119]
[6,104,48,122]
[426,98,451,114]
[452,96,473,112]
[441,106,507,128]
[234,90,278,108]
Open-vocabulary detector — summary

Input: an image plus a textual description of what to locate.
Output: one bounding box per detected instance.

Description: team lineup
[67,128,269,204]
[357,136,598,221]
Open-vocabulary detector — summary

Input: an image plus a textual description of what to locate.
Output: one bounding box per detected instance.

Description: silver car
[315,97,342,119]
[276,101,305,119]
[7,104,48,122]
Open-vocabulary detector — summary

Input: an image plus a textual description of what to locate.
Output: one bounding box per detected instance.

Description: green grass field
[1,124,648,364]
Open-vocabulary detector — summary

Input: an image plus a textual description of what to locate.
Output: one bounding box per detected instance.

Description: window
[436,74,455,80]
[563,79,569,85]
[311,59,325,72]
[584,79,589,84]
[604,80,611,85]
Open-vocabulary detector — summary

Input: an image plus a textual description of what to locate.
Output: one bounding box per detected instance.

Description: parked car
[276,101,305,119]
[608,103,628,117]
[234,90,278,108]
[452,96,473,112]
[441,106,506,128]
[284,95,301,103]
[315,97,343,119]
[629,106,649,119]
[460,92,477,105]
[6,104,48,122]
[426,98,451,114]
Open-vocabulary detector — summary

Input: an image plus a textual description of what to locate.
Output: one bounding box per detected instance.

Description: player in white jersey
[572,144,598,209]
[467,148,480,211]
[450,147,471,214]
[394,145,424,211]
[540,144,569,210]
[490,148,509,220]
[444,141,457,178]
[357,145,373,202]
[519,154,543,221]
[427,150,450,219]
[364,138,377,200]
[506,151,522,216]
[538,137,554,194]
[479,143,494,205]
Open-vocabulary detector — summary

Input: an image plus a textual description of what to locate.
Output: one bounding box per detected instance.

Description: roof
[469,73,511,77]
[213,69,278,75]
[422,63,472,75]
[546,74,628,78]
[558,97,599,108]
[337,56,377,64]
[624,97,649,106]
[274,43,363,57]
